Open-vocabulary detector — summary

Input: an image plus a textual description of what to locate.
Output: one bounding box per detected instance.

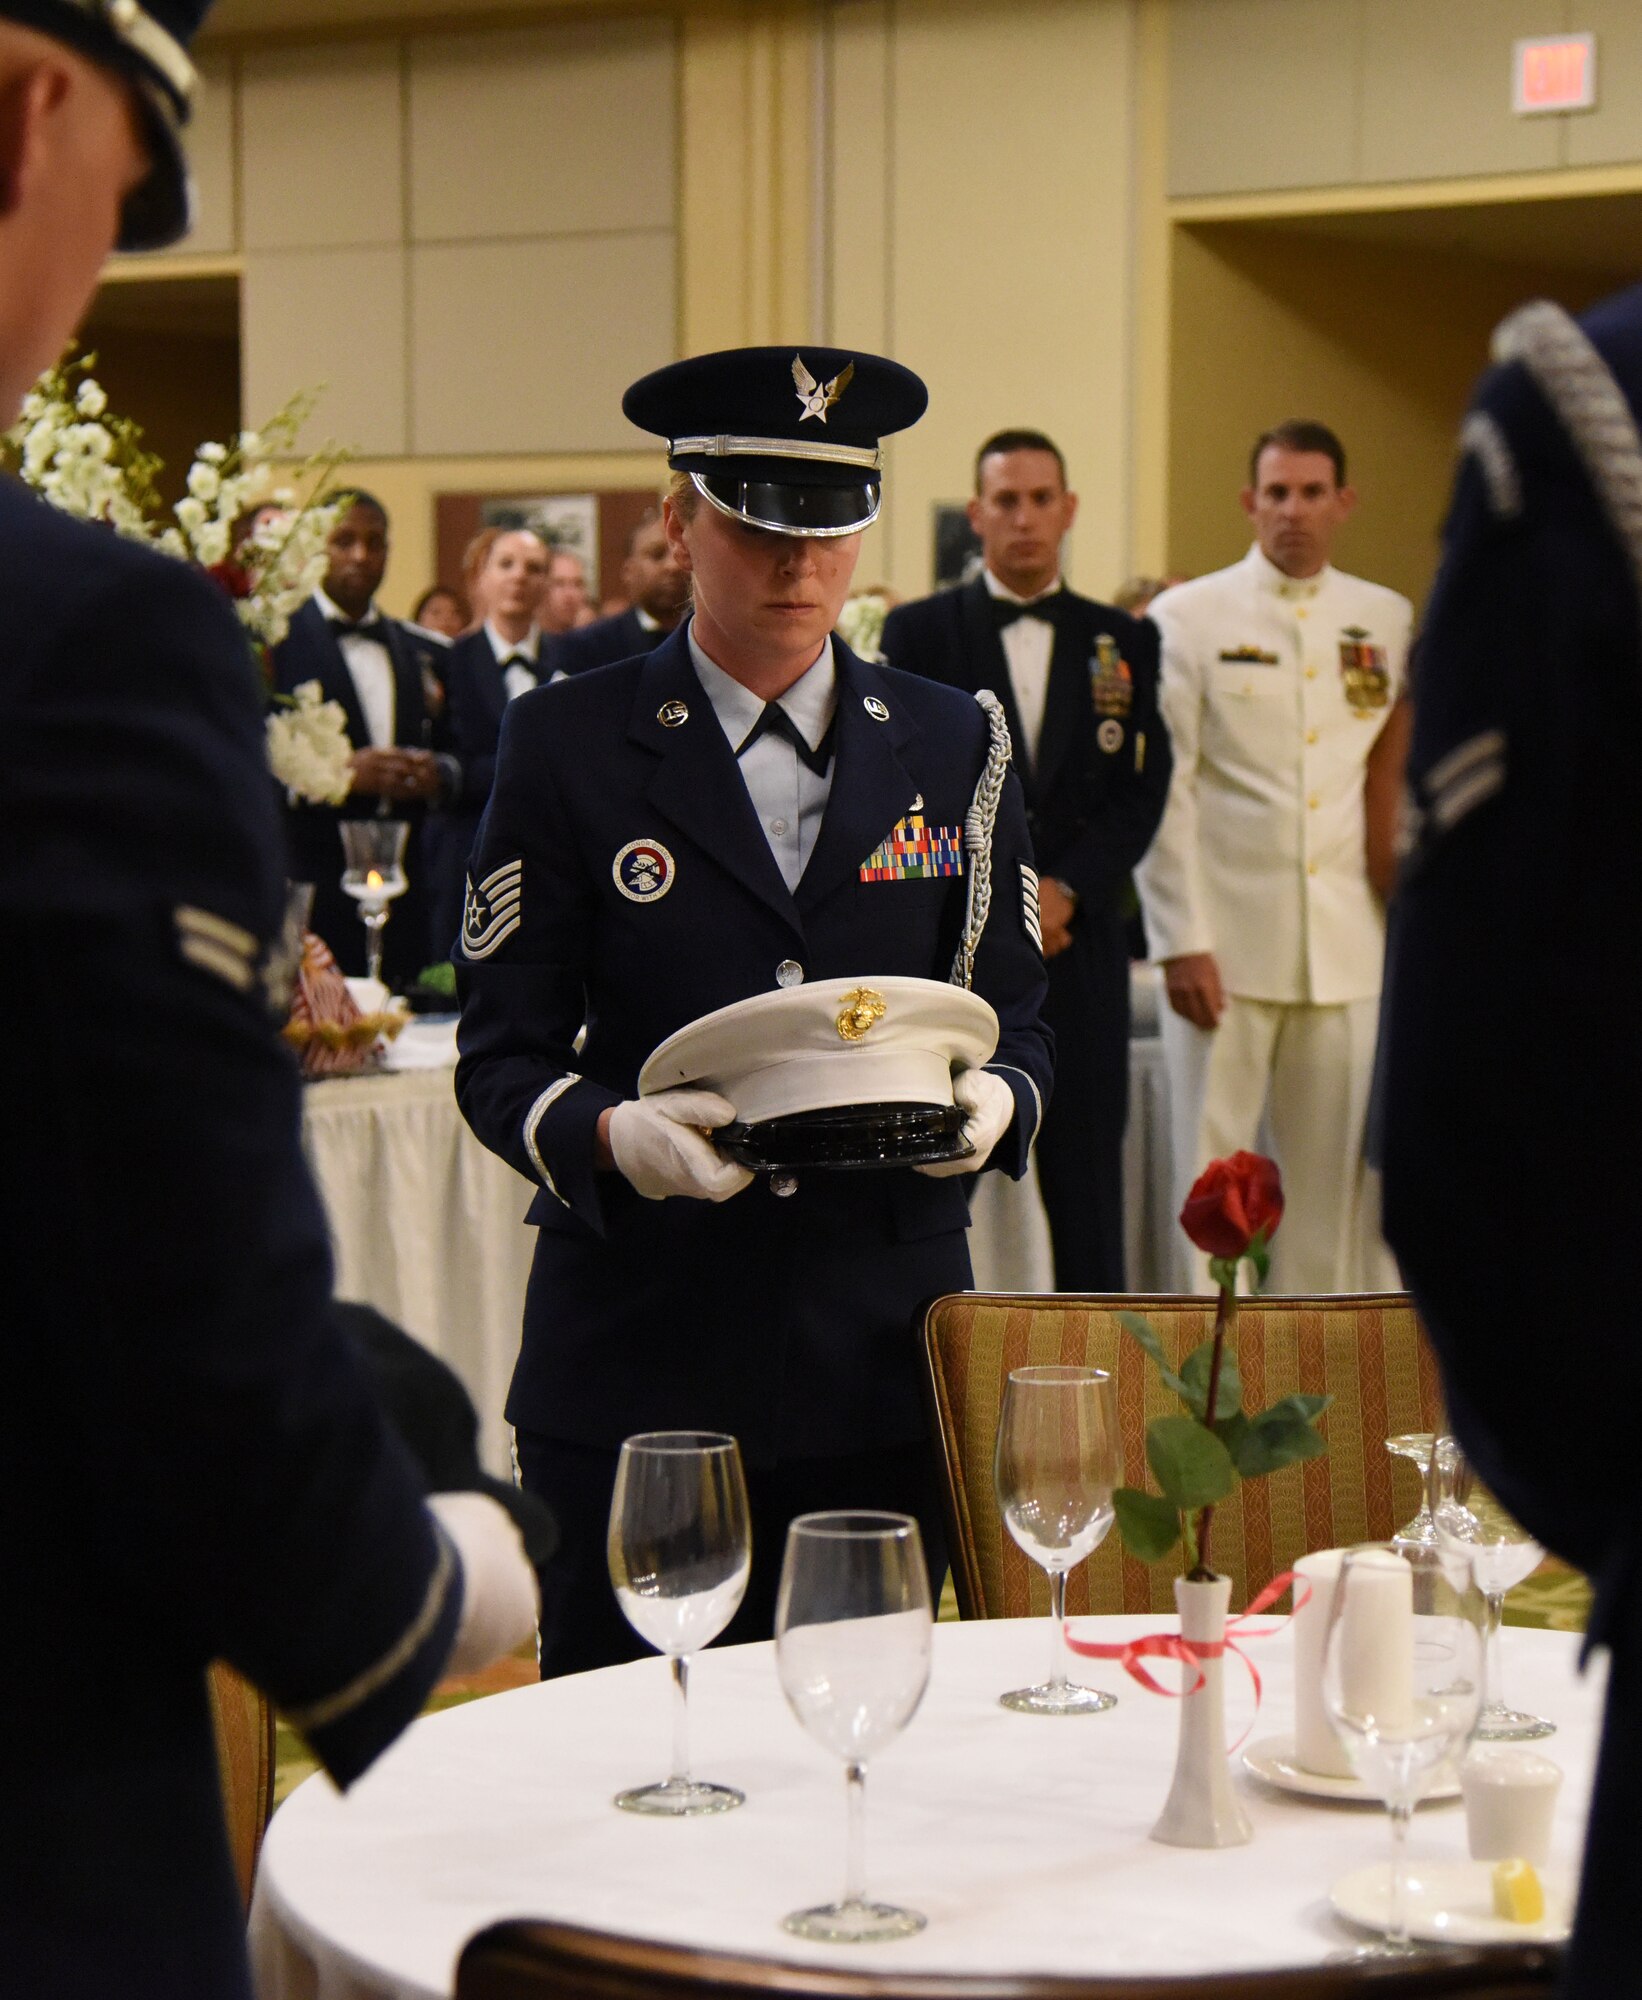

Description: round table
[248,1617,1600,2000]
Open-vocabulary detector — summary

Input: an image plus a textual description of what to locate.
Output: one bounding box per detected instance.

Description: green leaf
[1207,1257,1240,1292]
[1114,1485,1180,1562]
[1212,1410,1250,1462]
[1233,1394,1333,1478]
[1178,1339,1244,1421]
[1245,1238,1271,1290]
[1119,1311,1195,1406]
[1146,1415,1237,1510]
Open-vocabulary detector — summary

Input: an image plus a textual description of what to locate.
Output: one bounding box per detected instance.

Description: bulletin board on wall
[435,489,662,611]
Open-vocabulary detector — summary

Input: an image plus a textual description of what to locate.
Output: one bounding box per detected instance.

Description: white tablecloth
[300,1040,534,1478]
[249,1618,1599,2000]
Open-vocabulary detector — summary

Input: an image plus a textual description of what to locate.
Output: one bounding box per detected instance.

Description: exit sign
[1513,33,1597,114]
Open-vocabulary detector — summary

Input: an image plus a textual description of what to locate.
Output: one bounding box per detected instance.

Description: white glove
[607,1089,754,1203]
[916,1067,1017,1179]
[427,1491,541,1676]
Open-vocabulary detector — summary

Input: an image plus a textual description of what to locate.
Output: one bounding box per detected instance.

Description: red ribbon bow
[1063,1570,1309,1751]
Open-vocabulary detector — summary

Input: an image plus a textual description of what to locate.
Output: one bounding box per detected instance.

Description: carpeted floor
[271,1565,1588,1808]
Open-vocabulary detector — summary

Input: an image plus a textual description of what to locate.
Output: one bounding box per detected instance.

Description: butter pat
[1492,1859,1545,1924]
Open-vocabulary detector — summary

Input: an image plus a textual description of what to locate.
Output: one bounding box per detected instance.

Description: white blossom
[75,379,107,417]
[186,460,221,502]
[266,681,354,804]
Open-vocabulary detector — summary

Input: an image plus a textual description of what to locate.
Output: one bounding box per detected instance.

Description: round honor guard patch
[864,696,890,722]
[1097,718,1124,753]
[613,839,676,902]
[657,700,689,728]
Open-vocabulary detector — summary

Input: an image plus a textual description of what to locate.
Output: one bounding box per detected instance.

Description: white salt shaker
[1462,1746,1563,1866]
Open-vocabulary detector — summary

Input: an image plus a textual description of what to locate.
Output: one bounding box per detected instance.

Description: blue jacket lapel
[957,580,1034,806]
[795,644,920,915]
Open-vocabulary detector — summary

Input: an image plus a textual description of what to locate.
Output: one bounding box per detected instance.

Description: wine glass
[1322,1542,1487,1956]
[994,1365,1120,1715]
[606,1430,751,1815]
[1386,1433,1438,1551]
[1432,1441,1554,1742]
[776,1511,933,1942]
[339,819,409,984]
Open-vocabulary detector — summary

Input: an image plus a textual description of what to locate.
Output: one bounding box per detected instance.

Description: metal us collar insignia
[463,859,523,960]
[613,839,676,903]
[793,353,854,425]
[657,699,689,728]
[836,987,887,1042]
[863,696,890,722]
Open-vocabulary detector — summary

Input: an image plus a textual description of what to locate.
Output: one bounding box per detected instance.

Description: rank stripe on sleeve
[1020,863,1043,952]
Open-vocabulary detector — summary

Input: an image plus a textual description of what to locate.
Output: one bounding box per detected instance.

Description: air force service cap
[3,0,209,251]
[623,344,928,538]
[639,976,997,1171]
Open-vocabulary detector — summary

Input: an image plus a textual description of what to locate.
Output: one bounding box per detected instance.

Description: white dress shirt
[689,621,836,894]
[1135,545,1413,1005]
[485,620,541,704]
[315,585,395,749]
[982,566,1061,770]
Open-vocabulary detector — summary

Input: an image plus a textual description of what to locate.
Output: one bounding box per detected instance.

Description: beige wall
[1166,224,1626,609]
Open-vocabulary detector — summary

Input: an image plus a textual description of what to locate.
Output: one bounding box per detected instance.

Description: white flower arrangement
[3,353,356,802]
[836,588,894,663]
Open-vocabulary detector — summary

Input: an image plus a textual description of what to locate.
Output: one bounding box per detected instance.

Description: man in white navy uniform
[455,345,1053,1677]
[1135,421,1412,1292]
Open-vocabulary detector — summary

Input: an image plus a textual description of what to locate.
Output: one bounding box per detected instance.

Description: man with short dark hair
[0,6,536,1993]
[1135,422,1412,1291]
[548,507,690,676]
[882,429,1170,1290]
[540,545,591,635]
[272,489,458,975]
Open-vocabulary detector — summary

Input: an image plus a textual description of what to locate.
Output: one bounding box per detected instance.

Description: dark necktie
[737,701,834,777]
[501,654,536,675]
[329,616,388,643]
[991,591,1064,633]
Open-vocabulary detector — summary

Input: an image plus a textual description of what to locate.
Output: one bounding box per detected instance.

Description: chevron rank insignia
[1020,864,1043,952]
[174,904,258,995]
[859,815,964,882]
[463,859,523,960]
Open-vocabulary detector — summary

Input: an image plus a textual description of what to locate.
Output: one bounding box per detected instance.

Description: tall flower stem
[1191,1279,1236,1580]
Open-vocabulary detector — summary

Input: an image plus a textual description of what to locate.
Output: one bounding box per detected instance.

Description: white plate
[1330,1860,1573,1945]
[1241,1735,1461,1805]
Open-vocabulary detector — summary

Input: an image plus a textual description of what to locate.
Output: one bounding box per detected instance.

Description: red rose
[1179,1151,1284,1259]
[206,558,254,601]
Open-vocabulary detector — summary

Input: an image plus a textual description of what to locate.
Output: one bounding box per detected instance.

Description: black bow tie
[991,591,1064,633]
[738,701,834,777]
[329,616,388,643]
[501,654,536,674]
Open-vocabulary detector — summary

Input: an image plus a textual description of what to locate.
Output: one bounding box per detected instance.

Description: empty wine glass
[1432,1440,1554,1742]
[339,819,409,984]
[994,1365,1119,1715]
[1323,1542,1487,1956]
[776,1511,932,1942]
[1386,1433,1438,1551]
[607,1430,751,1815]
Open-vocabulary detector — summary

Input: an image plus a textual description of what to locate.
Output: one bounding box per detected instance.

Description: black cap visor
[117,78,191,251]
[692,471,880,538]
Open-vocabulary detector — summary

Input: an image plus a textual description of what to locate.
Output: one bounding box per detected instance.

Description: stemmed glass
[339,819,409,984]
[1322,1541,1487,1956]
[606,1430,751,1815]
[994,1365,1119,1715]
[776,1511,933,1942]
[1432,1440,1554,1742]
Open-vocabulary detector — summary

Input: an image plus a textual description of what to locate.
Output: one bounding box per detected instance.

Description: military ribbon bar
[859,815,965,883]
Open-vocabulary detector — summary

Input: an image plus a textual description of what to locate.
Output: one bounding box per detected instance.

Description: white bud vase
[1150,1573,1253,1848]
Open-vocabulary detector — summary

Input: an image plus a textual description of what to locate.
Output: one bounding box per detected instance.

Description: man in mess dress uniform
[546,505,691,677]
[456,347,1053,1677]
[0,7,536,1993]
[1379,286,1642,2000]
[882,429,1170,1291]
[1135,421,1412,1292]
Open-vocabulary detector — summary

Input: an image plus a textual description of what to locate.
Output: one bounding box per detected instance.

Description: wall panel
[239,40,404,251]
[243,246,408,454]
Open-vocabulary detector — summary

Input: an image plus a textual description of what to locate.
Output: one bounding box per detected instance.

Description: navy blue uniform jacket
[455,624,1053,1466]
[0,486,460,1999]
[1379,284,1642,2000]
[545,604,667,677]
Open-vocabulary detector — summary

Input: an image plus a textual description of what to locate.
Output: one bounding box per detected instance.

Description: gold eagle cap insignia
[793,353,854,425]
[835,986,887,1042]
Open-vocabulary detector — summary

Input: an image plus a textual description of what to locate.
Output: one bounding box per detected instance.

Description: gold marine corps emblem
[835,987,887,1042]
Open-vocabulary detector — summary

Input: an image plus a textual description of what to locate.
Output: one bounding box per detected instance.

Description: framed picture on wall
[933,504,983,589]
[434,489,661,616]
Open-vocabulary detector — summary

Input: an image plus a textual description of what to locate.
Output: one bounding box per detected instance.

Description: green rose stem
[1189,1267,1237,1582]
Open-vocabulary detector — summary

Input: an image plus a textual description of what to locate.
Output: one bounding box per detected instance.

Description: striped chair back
[921,1293,1442,1617]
